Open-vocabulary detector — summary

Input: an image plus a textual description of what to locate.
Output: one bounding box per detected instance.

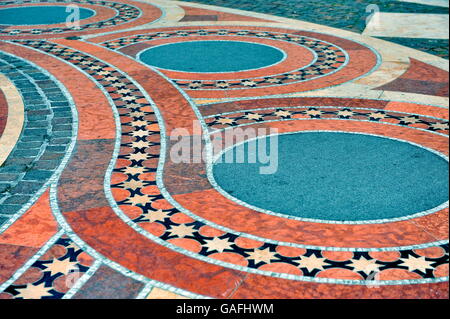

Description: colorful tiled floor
[0,0,448,299]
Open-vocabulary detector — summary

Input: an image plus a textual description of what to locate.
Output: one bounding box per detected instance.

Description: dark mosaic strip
[0,51,73,222]
[180,0,449,59]
[17,39,449,282]
[205,107,450,133]
[0,236,95,299]
[0,0,141,36]
[103,29,347,89]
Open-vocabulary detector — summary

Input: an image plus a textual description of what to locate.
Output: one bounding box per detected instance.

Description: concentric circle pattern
[100,26,376,98]
[0,0,448,300]
[0,0,162,39]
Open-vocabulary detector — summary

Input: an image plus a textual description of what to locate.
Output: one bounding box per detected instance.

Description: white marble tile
[363,12,449,39]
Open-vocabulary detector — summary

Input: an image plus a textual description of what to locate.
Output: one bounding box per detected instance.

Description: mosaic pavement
[0,0,448,299]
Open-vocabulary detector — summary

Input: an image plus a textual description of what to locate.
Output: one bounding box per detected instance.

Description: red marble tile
[72,265,144,299]
[232,274,449,299]
[376,58,449,97]
[58,139,115,212]
[0,244,38,285]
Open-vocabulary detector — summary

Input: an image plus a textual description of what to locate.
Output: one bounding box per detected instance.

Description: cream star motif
[298,254,327,271]
[429,122,449,130]
[104,75,120,81]
[127,152,150,161]
[246,248,277,264]
[15,283,54,299]
[123,166,146,175]
[168,224,196,238]
[287,74,302,79]
[122,95,137,102]
[142,209,170,223]
[97,70,111,76]
[126,103,143,110]
[305,109,323,117]
[337,109,355,117]
[121,179,145,190]
[131,120,149,127]
[368,112,386,120]
[89,65,103,70]
[111,81,126,88]
[266,78,282,83]
[129,111,146,117]
[274,110,292,117]
[132,140,151,148]
[399,255,434,273]
[242,80,257,87]
[317,64,332,70]
[203,237,233,253]
[400,116,420,124]
[303,69,320,75]
[44,258,79,276]
[117,88,134,94]
[189,82,203,89]
[216,117,235,125]
[245,113,263,120]
[131,130,149,138]
[349,256,379,273]
[216,82,230,88]
[127,194,156,206]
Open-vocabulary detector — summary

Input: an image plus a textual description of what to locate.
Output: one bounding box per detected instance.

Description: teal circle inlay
[0,6,95,26]
[138,40,286,73]
[213,132,449,222]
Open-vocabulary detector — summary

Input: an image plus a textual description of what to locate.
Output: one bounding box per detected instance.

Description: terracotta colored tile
[0,191,57,248]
